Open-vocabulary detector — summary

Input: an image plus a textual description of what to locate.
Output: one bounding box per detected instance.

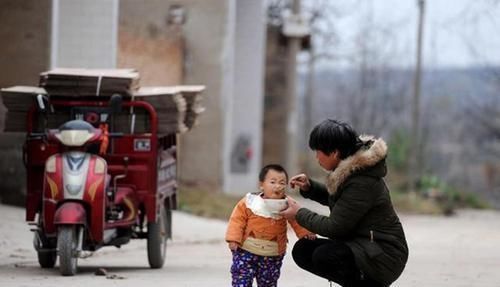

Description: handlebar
[27,131,124,138]
[27,132,46,140]
[108,132,124,138]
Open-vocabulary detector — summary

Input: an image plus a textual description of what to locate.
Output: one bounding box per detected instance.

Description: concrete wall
[118,0,183,86]
[223,0,266,194]
[176,0,232,191]
[0,0,51,88]
[262,26,288,166]
[0,0,52,205]
[178,0,267,195]
[51,0,118,68]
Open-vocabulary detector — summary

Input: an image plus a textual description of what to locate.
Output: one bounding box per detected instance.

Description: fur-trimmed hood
[325,135,388,194]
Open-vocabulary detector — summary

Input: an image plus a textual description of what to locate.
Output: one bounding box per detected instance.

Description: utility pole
[284,0,301,175]
[303,44,315,171]
[409,0,425,192]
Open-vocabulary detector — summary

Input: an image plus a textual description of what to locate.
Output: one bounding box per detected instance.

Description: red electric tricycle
[24,93,177,276]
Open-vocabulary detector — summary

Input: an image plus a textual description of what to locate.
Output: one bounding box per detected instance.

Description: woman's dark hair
[259,164,288,182]
[308,119,362,159]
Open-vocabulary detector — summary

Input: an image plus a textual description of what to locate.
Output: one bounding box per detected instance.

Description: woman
[280,119,408,287]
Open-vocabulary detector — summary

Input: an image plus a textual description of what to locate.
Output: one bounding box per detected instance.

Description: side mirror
[108,94,123,135]
[109,93,123,115]
[36,94,49,113]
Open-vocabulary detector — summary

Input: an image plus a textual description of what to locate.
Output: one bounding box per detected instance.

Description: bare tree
[418,1,500,208]
[329,4,411,136]
[302,0,340,133]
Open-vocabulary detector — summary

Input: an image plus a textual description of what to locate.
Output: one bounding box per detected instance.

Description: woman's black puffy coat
[296,136,408,286]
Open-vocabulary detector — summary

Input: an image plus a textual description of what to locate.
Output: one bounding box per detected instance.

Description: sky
[305,0,500,69]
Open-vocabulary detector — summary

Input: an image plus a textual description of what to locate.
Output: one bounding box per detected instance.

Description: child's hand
[228,241,239,251]
[303,234,317,240]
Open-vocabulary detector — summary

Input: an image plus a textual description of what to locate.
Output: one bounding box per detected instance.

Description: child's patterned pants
[230,248,284,287]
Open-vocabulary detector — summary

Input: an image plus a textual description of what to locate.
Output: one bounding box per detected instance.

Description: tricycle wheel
[57,226,78,276]
[147,206,167,268]
[34,232,56,268]
[38,250,57,268]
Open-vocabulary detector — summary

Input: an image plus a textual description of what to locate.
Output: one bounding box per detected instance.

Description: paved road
[0,203,499,286]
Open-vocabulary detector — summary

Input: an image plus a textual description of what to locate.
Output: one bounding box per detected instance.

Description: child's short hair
[259,164,288,182]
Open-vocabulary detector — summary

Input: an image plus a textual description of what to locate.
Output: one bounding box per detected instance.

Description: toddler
[225,164,315,287]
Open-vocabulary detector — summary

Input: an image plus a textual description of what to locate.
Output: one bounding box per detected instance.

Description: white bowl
[263,198,288,213]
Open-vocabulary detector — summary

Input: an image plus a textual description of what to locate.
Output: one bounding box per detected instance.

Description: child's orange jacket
[225,195,312,256]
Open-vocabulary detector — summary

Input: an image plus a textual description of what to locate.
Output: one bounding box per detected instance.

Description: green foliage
[417,174,489,213]
[386,171,489,215]
[390,189,443,215]
[384,129,489,213]
[387,129,410,171]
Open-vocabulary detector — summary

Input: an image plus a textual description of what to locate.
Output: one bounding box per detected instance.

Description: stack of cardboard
[178,86,206,129]
[1,69,205,134]
[128,86,206,134]
[130,87,188,134]
[39,68,140,97]
[1,86,46,132]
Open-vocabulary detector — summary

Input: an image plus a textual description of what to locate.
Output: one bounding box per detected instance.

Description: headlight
[55,130,93,146]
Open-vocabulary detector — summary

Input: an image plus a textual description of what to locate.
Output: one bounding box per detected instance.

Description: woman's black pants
[292,238,385,287]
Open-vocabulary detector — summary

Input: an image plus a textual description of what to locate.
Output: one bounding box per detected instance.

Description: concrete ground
[0,202,499,286]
